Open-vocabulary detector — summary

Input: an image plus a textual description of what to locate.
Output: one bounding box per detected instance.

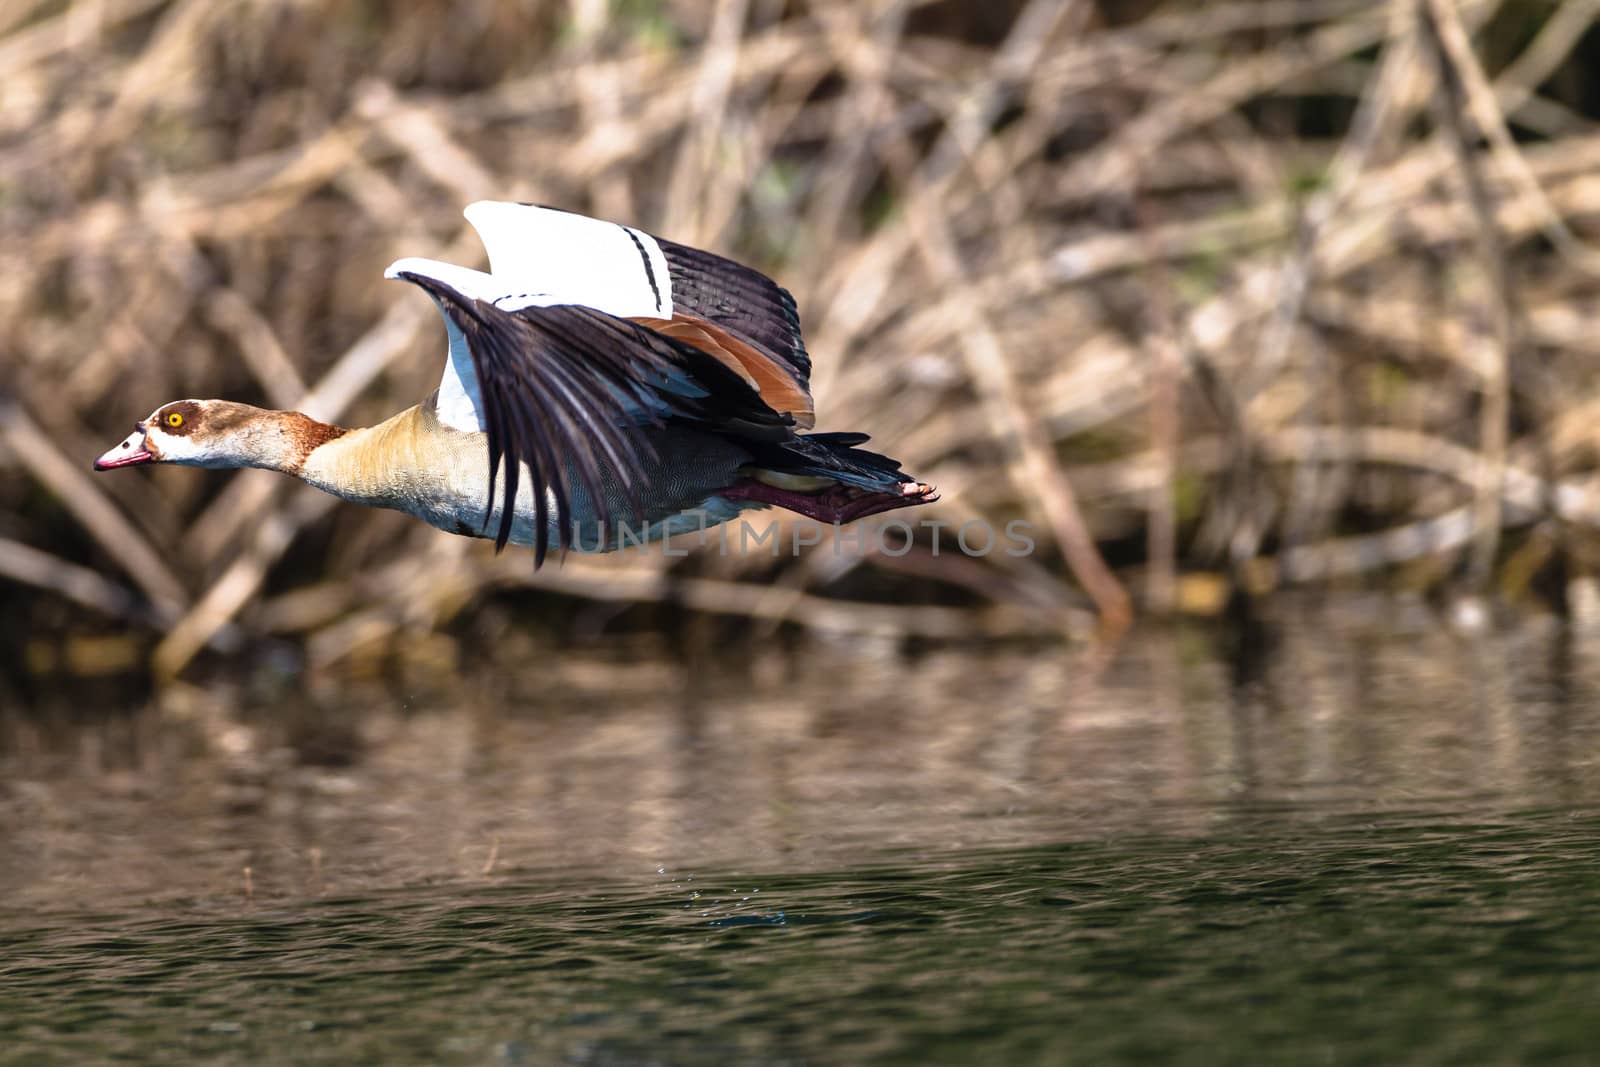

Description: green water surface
[6,607,1600,1063]
[6,811,1600,1065]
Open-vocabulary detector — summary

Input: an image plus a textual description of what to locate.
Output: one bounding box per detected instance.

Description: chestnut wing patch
[393,270,792,564]
[628,314,815,429]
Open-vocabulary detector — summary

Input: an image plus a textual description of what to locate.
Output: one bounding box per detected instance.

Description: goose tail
[738,432,938,520]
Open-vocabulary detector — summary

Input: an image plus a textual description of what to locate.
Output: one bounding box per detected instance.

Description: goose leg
[720,478,938,524]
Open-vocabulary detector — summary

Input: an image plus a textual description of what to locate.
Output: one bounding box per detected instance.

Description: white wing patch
[384,257,493,432]
[463,201,673,318]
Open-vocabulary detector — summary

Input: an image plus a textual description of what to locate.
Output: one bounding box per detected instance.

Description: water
[6,599,1600,1063]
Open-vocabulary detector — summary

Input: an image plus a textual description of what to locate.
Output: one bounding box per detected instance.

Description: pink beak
[93,426,154,471]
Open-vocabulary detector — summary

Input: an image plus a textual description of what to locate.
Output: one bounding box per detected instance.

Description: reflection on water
[5,597,1600,1063]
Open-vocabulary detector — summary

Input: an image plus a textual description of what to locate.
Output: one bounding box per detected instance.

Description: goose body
[300,402,755,547]
[95,202,935,560]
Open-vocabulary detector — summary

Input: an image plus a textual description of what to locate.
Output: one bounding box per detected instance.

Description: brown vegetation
[5,0,1600,686]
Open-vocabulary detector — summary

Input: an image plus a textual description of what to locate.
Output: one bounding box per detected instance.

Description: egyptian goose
[94,202,936,561]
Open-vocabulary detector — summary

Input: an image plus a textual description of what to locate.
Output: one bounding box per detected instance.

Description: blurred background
[7,0,1600,696]
[4,0,1600,796]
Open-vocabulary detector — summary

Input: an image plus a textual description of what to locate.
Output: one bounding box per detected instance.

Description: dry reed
[5,0,1600,682]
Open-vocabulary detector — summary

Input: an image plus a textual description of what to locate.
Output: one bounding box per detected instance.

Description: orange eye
[165,412,184,428]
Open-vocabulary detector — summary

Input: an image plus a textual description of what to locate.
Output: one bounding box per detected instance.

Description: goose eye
[165,412,184,428]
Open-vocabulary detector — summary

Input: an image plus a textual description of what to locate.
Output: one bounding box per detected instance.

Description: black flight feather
[655,238,811,389]
[395,272,793,564]
[514,205,810,389]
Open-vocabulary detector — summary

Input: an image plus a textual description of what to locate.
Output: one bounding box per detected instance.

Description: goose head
[93,400,342,473]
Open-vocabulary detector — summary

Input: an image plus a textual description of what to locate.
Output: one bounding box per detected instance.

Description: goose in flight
[93,202,936,562]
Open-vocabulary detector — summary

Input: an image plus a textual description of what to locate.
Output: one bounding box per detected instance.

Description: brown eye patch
[156,401,201,436]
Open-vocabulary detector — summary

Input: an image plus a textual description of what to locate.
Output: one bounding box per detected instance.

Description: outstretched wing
[390,268,792,564]
[464,201,814,427]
